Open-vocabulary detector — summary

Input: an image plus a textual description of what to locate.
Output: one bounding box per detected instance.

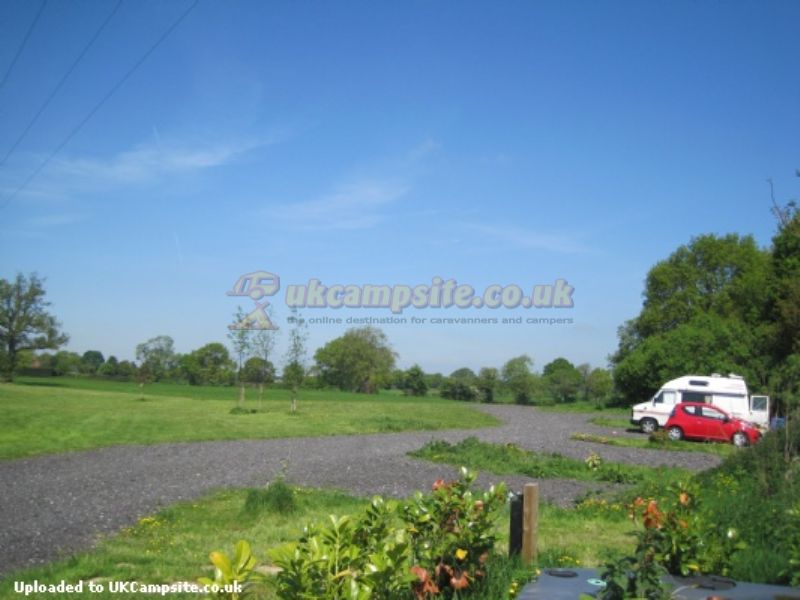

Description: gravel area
[0,404,721,578]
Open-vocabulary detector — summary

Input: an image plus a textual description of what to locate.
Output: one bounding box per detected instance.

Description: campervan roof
[661,375,748,396]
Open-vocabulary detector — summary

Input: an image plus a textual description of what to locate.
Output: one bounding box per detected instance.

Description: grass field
[0,482,636,600]
[0,378,499,460]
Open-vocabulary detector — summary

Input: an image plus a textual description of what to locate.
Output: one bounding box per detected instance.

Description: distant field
[0,378,499,460]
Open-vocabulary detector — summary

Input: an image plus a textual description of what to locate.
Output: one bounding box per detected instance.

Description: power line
[0,0,199,212]
[0,0,49,94]
[0,0,124,169]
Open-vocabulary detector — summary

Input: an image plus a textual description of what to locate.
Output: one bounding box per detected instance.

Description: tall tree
[501,355,537,405]
[314,327,396,393]
[97,355,119,377]
[769,205,800,361]
[181,343,235,385]
[283,309,308,413]
[587,368,614,407]
[612,234,771,404]
[543,357,582,403]
[251,307,278,408]
[80,350,105,374]
[576,363,592,401]
[228,307,254,408]
[476,367,499,403]
[135,335,177,382]
[402,364,428,397]
[0,273,68,382]
[53,350,81,376]
[449,367,477,382]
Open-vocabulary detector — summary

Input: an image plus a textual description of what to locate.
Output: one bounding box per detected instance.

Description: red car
[665,402,761,447]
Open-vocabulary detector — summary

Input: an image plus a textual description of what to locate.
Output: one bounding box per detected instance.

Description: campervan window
[682,391,711,403]
[752,396,768,411]
[654,391,677,405]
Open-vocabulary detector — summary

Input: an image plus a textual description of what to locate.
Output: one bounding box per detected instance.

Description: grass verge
[589,415,634,429]
[410,437,690,486]
[570,432,736,457]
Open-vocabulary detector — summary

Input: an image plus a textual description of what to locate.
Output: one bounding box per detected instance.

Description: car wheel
[667,426,683,441]
[732,432,749,448]
[640,418,658,434]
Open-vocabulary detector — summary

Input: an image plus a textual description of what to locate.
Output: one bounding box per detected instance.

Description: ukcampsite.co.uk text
[13,579,242,596]
[283,277,574,314]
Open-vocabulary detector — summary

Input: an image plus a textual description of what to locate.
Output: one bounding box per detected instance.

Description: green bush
[728,547,786,584]
[440,379,479,402]
[647,429,669,446]
[597,418,800,586]
[265,468,512,599]
[197,540,267,599]
[244,478,297,516]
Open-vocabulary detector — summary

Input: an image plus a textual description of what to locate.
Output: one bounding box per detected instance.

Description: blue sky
[1,0,798,375]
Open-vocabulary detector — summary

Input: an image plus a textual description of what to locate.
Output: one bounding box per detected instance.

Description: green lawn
[0,378,498,460]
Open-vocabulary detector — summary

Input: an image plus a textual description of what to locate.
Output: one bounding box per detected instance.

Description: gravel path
[0,404,720,578]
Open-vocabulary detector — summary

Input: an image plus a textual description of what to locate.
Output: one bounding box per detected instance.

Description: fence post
[508,492,523,557]
[522,483,539,566]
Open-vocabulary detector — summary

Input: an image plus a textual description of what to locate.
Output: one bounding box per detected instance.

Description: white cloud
[264,139,440,231]
[464,223,589,254]
[53,137,267,185]
[270,179,409,230]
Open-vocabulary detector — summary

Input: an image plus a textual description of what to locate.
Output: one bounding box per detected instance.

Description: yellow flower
[455,548,468,561]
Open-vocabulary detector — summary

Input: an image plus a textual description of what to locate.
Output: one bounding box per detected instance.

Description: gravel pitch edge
[0,404,720,578]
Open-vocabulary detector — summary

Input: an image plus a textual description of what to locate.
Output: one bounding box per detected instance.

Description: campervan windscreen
[654,391,677,405]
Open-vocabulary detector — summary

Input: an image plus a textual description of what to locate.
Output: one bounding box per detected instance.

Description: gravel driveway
[0,404,720,578]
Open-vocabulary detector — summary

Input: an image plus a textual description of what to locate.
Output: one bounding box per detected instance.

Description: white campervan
[630,374,770,433]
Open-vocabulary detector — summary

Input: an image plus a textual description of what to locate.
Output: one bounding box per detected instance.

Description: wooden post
[521,483,539,566]
[508,493,523,557]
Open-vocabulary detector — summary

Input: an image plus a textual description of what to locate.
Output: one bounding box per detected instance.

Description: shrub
[197,540,266,599]
[585,452,602,471]
[265,469,510,599]
[647,429,669,446]
[402,468,507,598]
[244,478,297,516]
[440,379,479,402]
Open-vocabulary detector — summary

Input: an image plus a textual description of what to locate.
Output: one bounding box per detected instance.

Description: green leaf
[210,551,233,579]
